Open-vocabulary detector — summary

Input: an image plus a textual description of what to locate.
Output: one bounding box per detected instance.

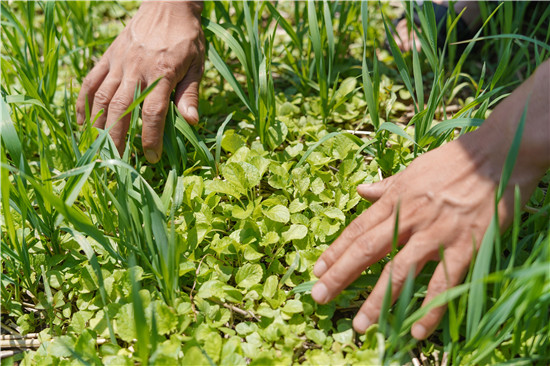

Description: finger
[76,61,110,125]
[352,235,435,333]
[90,75,122,130]
[174,59,203,125]
[141,78,174,163]
[411,246,471,340]
[313,199,393,278]
[357,172,401,201]
[104,78,138,155]
[312,215,406,305]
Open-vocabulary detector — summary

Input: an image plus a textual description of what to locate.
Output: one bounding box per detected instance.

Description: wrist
[139,1,203,18]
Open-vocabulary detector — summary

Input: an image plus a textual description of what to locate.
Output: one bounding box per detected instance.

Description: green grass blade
[411,30,424,111]
[118,78,160,121]
[129,255,150,366]
[293,131,341,172]
[308,0,328,118]
[361,1,380,130]
[454,34,550,54]
[466,98,529,340]
[427,118,485,137]
[207,45,255,115]
[63,227,117,345]
[202,17,250,75]
[381,13,417,112]
[173,106,215,172]
[323,0,335,86]
[215,113,234,172]
[280,251,300,289]
[0,98,30,173]
[1,164,120,261]
[265,2,301,48]
[377,122,418,146]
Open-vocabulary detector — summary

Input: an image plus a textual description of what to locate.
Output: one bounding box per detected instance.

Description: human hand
[76,1,204,163]
[312,136,505,339]
[311,59,549,340]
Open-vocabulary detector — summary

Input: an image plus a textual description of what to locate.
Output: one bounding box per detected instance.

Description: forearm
[462,59,550,204]
[488,60,550,168]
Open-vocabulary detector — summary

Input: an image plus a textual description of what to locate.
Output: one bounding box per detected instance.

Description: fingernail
[311,282,329,304]
[144,149,159,164]
[77,112,84,124]
[412,323,427,340]
[186,106,199,123]
[313,260,327,278]
[353,313,372,333]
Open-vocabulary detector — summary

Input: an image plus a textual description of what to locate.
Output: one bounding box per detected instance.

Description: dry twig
[222,303,260,321]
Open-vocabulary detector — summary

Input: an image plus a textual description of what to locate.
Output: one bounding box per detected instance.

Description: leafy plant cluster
[1,1,550,365]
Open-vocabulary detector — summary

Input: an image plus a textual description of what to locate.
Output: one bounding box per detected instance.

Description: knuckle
[323,268,349,291]
[357,237,374,259]
[382,262,408,285]
[109,129,125,144]
[109,95,132,112]
[153,59,178,81]
[81,75,93,90]
[75,98,85,113]
[182,86,199,100]
[428,277,450,295]
[343,218,365,240]
[141,134,160,151]
[320,248,338,268]
[422,306,446,327]
[93,89,112,106]
[142,103,167,122]
[362,296,381,315]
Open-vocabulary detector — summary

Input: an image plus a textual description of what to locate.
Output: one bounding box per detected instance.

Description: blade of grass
[466,97,529,340]
[323,0,335,87]
[377,122,418,146]
[308,0,328,119]
[215,113,233,173]
[173,105,215,172]
[292,131,341,172]
[361,1,380,130]
[207,45,255,115]
[1,163,120,261]
[129,255,150,366]
[381,13,417,113]
[63,227,117,345]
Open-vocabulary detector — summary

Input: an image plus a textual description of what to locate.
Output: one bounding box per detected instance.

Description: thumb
[357,172,400,202]
[174,61,203,125]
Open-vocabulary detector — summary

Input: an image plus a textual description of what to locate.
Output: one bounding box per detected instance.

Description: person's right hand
[76,1,204,163]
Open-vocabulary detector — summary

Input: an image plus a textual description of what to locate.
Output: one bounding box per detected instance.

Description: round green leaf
[236,263,263,290]
[282,224,308,243]
[282,299,303,314]
[264,205,290,223]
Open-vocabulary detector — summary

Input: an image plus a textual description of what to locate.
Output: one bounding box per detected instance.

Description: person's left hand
[310,99,546,339]
[310,136,498,340]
